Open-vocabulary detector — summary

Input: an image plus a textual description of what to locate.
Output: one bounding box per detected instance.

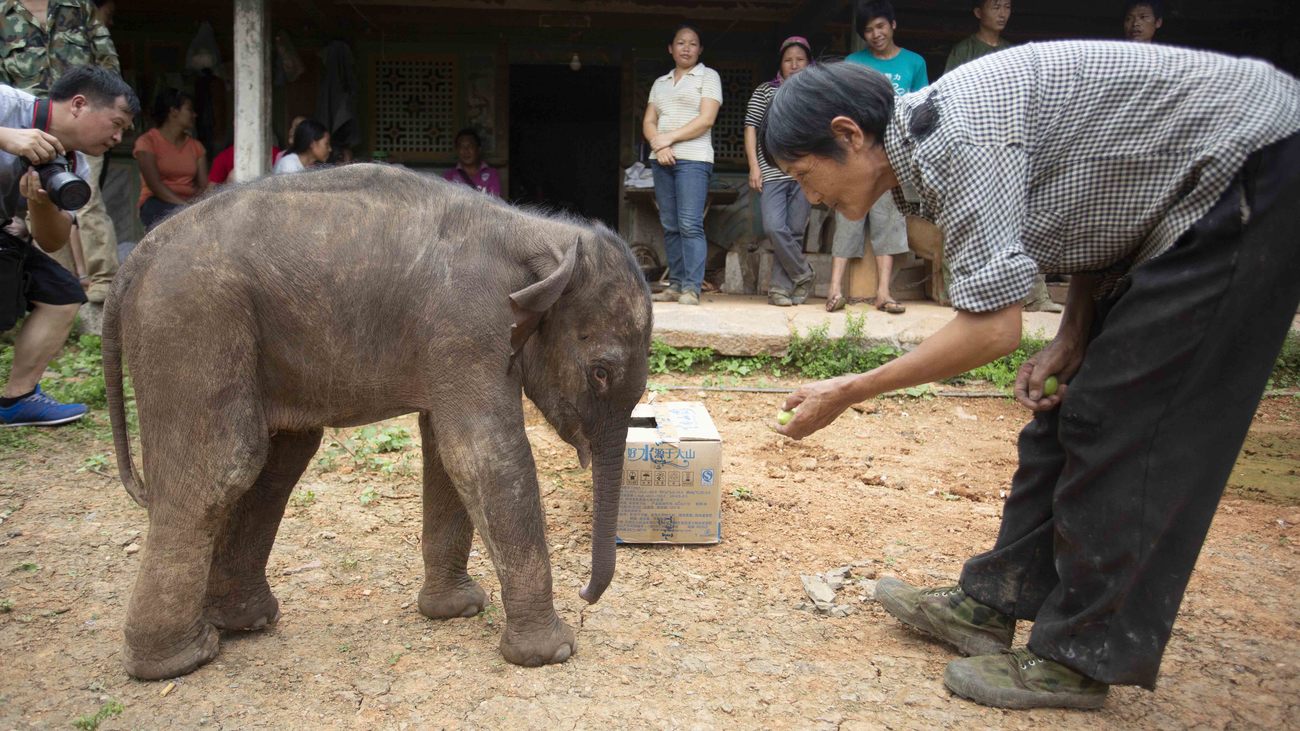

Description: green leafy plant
[648,340,715,374]
[782,314,903,380]
[0,597,13,613]
[73,699,123,731]
[317,426,414,474]
[78,454,111,473]
[1268,332,1300,390]
[730,486,755,501]
[289,488,317,507]
[948,334,1048,390]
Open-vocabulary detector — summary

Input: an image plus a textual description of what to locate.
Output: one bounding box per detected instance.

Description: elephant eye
[591,365,609,389]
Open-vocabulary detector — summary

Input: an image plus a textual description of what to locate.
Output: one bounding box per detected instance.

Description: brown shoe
[651,285,681,302]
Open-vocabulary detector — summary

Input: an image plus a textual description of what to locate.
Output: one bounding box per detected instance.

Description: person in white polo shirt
[642,23,722,306]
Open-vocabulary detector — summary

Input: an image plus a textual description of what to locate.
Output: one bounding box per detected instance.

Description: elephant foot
[499,614,576,667]
[205,586,281,631]
[418,579,488,619]
[122,621,220,680]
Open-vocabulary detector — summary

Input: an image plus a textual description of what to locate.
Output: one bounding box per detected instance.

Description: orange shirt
[133,128,206,206]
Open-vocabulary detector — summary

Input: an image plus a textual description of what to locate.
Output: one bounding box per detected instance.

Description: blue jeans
[651,160,711,294]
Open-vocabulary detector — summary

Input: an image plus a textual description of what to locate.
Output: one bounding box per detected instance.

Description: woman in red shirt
[134,89,207,232]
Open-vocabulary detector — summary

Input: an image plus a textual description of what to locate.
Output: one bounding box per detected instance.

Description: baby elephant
[102,164,652,680]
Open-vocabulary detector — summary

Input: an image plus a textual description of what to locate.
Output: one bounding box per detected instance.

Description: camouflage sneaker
[944,648,1110,710]
[874,577,1014,657]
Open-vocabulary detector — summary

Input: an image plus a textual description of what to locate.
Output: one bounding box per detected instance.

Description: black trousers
[960,133,1300,690]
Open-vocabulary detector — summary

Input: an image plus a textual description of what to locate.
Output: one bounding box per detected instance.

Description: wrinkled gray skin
[101,164,652,680]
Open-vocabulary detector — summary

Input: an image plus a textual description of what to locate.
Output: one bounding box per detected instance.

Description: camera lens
[35,159,91,211]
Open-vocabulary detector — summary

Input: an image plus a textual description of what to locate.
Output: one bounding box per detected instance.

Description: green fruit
[776,409,795,426]
[1042,375,1059,397]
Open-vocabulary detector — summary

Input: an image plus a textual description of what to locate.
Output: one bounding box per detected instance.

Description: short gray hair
[761,61,894,167]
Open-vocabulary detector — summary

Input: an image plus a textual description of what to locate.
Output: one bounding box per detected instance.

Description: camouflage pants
[959,133,1300,688]
[49,153,117,303]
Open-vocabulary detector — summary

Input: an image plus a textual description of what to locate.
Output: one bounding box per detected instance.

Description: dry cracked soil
[1,377,1297,730]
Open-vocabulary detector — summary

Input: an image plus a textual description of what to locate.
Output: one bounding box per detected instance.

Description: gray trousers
[760,178,813,293]
[960,133,1300,689]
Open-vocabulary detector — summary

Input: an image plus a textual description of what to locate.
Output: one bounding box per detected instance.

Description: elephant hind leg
[416,412,488,620]
[122,420,269,680]
[206,428,323,631]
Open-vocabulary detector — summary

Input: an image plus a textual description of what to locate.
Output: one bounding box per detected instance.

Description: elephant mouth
[557,400,592,468]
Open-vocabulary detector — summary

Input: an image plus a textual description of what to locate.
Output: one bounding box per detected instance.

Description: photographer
[0,65,137,427]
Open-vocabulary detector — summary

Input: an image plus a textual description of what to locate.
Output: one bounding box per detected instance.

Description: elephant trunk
[579,430,626,604]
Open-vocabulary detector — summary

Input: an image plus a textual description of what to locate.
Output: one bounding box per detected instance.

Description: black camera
[33,155,91,211]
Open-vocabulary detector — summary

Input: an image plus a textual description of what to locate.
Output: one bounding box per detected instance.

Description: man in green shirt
[944,0,1012,75]
[942,0,1061,313]
[1,0,121,306]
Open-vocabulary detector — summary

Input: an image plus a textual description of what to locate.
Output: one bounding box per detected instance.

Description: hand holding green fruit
[776,409,795,426]
[1042,375,1060,397]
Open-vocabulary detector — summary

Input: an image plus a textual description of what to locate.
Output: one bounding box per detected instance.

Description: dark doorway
[508,65,622,228]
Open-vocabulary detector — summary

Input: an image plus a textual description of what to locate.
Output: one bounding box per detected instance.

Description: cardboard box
[617,401,722,544]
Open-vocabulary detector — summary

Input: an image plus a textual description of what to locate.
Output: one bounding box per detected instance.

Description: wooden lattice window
[370,55,459,162]
[712,63,759,166]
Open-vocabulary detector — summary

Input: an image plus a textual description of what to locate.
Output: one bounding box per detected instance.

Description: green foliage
[0,597,12,613]
[289,488,317,508]
[317,426,414,474]
[730,486,755,501]
[358,485,379,506]
[710,356,772,378]
[72,700,123,731]
[781,314,904,380]
[648,340,716,374]
[1268,332,1300,390]
[16,562,38,573]
[948,335,1048,390]
[78,453,110,473]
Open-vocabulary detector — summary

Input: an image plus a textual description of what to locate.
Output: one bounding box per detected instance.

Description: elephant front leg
[435,415,575,667]
[416,412,488,619]
[205,429,323,631]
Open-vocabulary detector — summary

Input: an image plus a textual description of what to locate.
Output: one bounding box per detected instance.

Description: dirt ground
[1,378,1297,730]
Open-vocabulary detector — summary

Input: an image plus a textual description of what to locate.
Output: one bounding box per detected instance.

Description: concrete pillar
[233,0,270,182]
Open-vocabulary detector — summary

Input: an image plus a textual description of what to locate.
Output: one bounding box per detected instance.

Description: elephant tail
[102,265,147,508]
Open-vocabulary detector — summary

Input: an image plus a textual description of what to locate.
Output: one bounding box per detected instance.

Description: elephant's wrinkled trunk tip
[579,577,609,604]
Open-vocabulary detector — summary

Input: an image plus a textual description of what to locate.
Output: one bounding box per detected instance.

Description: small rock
[796,457,818,471]
[828,605,855,618]
[800,575,836,608]
[320,531,337,540]
[124,543,140,555]
[954,406,978,421]
[858,579,878,598]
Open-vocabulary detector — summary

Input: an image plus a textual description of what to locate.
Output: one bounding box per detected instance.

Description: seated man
[443,128,502,198]
[0,65,138,426]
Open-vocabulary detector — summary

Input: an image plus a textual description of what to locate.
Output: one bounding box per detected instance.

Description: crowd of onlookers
[649,0,1167,308]
[0,0,1170,426]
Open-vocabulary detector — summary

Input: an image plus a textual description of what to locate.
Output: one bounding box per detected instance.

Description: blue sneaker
[0,385,88,427]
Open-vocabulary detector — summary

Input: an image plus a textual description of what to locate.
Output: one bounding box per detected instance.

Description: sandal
[825,292,846,312]
[876,299,906,315]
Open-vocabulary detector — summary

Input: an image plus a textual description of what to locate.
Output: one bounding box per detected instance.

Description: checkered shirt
[884,41,1300,312]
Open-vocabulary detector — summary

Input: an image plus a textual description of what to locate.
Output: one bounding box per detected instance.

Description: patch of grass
[72,699,123,731]
[0,597,12,613]
[16,562,38,573]
[730,486,755,501]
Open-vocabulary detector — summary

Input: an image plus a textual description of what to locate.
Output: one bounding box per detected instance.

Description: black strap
[32,98,50,131]
[455,166,478,188]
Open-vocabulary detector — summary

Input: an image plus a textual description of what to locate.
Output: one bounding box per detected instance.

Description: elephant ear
[509,236,582,354]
